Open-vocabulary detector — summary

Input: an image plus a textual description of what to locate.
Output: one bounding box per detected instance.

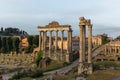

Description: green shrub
[63,62,69,66]
[30,70,43,78]
[9,70,43,80]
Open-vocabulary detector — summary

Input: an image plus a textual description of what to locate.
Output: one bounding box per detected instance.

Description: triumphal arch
[38,21,72,62]
[78,17,93,75]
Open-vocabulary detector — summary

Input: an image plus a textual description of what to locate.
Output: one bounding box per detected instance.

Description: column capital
[88,24,92,28]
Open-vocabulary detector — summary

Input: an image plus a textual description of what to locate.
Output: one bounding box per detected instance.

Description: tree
[6,37,13,52]
[36,50,43,67]
[12,37,20,53]
[1,27,3,32]
[33,35,39,47]
[1,37,7,53]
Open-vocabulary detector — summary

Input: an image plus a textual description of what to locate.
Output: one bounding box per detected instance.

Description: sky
[0,0,120,38]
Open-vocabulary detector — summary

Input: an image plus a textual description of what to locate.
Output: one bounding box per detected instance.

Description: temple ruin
[78,17,93,75]
[38,21,72,62]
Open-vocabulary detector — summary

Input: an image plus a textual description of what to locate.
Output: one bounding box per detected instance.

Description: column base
[78,62,93,75]
[78,62,84,75]
[87,63,93,74]
[66,53,70,63]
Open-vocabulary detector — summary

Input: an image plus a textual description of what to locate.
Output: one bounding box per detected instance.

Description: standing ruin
[38,21,72,62]
[78,17,93,75]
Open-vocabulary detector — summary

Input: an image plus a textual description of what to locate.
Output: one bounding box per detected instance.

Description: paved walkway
[44,59,79,75]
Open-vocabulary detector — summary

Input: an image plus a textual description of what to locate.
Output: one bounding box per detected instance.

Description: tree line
[0,36,20,53]
[0,27,27,36]
[0,35,39,54]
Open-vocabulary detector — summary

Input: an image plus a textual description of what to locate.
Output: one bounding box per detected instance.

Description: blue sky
[0,0,120,38]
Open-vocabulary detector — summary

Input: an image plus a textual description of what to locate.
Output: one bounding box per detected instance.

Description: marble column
[39,31,41,50]
[88,25,92,63]
[55,30,58,53]
[49,31,52,57]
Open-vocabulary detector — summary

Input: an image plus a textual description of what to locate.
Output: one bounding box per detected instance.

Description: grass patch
[41,60,68,72]
[93,61,120,70]
[86,70,120,80]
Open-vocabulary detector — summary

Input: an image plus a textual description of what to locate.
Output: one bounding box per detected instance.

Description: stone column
[39,31,41,50]
[55,30,58,53]
[69,30,72,53]
[61,30,64,60]
[41,31,44,50]
[67,30,69,53]
[43,31,46,58]
[49,31,52,57]
[88,25,92,63]
[78,25,84,75]
[82,26,86,62]
[44,31,46,52]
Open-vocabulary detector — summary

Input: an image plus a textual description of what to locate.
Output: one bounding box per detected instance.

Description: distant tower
[78,17,93,75]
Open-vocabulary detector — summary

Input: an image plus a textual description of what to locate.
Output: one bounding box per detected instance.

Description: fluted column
[49,31,52,57]
[88,25,92,63]
[55,30,58,53]
[39,31,41,50]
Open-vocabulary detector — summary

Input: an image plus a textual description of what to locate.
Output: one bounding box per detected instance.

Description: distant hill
[0,27,28,36]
